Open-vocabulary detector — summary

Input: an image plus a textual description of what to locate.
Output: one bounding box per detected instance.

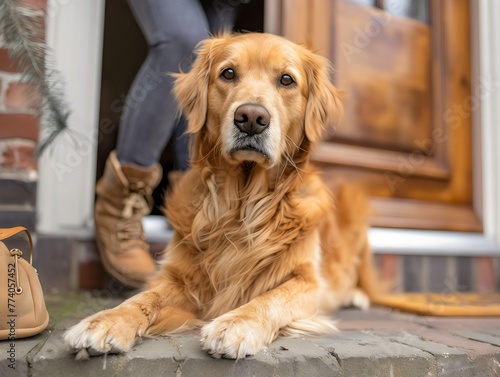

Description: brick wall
[374,254,500,294]
[0,0,46,230]
[0,0,46,181]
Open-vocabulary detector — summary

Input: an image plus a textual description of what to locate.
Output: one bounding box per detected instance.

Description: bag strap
[0,226,33,265]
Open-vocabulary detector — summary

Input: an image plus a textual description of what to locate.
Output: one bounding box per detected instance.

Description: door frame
[36,0,104,237]
[37,0,500,255]
[368,0,500,255]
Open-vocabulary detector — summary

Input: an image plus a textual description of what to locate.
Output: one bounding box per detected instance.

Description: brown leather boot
[95,151,162,288]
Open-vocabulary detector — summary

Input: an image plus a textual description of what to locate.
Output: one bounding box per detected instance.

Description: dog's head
[173,33,341,168]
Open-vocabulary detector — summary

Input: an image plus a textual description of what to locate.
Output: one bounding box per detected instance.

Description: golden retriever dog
[65,32,377,360]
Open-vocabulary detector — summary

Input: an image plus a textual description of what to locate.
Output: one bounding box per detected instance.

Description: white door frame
[37,0,500,255]
[37,0,104,237]
[476,0,500,244]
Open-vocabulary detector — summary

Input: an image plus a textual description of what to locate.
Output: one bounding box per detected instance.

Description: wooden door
[274,0,479,231]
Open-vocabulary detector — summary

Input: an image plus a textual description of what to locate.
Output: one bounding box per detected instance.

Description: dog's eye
[280,74,294,86]
[221,68,236,80]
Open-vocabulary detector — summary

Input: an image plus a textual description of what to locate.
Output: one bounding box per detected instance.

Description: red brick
[0,114,39,141]
[79,261,107,290]
[19,0,46,10]
[1,143,37,171]
[4,82,40,110]
[0,49,21,73]
[77,241,107,290]
[476,257,495,293]
[379,254,399,292]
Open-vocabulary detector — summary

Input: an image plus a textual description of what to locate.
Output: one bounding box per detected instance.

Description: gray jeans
[116,0,237,169]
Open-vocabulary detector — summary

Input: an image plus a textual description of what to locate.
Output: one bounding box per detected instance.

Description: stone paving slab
[1,293,500,376]
[369,330,473,377]
[315,330,436,377]
[0,331,48,377]
[450,330,500,347]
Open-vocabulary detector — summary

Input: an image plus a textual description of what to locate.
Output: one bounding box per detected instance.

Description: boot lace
[116,191,150,251]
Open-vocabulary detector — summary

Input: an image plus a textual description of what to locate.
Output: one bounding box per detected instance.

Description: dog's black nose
[234,104,270,135]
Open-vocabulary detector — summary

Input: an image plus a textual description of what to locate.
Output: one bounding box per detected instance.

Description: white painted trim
[369,228,500,256]
[36,0,105,235]
[478,0,500,244]
[141,220,500,256]
[143,216,174,243]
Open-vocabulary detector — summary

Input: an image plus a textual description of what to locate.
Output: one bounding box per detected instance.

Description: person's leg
[97,0,211,288]
[117,0,211,168]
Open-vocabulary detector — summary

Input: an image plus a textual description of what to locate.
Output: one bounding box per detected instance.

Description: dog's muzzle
[228,103,276,165]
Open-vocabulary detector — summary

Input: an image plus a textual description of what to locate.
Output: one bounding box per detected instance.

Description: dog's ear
[173,38,219,134]
[304,53,343,143]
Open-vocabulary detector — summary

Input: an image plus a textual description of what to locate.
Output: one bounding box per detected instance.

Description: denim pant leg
[116,0,211,169]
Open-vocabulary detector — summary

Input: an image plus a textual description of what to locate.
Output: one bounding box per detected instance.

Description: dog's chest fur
[166,164,330,318]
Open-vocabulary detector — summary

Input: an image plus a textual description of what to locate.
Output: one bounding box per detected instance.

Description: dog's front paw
[342,288,370,310]
[64,308,141,360]
[352,289,370,310]
[201,313,273,359]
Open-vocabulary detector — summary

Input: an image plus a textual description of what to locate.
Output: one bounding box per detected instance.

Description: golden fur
[65,33,377,360]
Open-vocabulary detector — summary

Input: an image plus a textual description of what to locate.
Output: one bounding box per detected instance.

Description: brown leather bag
[0,227,49,339]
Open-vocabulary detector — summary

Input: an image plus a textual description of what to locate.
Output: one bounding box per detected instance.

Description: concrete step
[2,293,500,377]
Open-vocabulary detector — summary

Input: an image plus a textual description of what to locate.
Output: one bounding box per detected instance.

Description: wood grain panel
[332,1,432,152]
[370,197,482,231]
[278,0,478,232]
[281,0,309,43]
[314,142,449,180]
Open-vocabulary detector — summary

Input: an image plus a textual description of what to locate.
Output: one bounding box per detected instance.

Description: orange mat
[372,293,500,316]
